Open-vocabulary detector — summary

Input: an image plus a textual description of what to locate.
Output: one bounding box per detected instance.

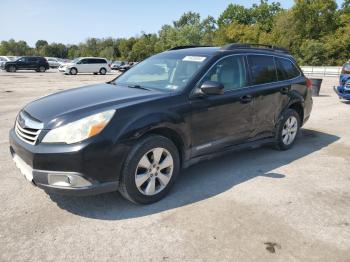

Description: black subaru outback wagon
[2,56,49,72]
[9,44,313,204]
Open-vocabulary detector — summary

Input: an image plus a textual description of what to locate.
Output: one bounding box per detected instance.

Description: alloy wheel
[282,116,298,145]
[135,147,174,196]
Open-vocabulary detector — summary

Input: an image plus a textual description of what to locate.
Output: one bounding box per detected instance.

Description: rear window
[275,57,300,80]
[247,55,277,85]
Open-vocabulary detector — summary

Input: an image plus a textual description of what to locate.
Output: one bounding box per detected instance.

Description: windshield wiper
[126,84,152,91]
[108,82,152,91]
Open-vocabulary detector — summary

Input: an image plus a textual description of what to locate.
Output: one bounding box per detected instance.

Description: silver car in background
[45,57,61,69]
[0,56,17,68]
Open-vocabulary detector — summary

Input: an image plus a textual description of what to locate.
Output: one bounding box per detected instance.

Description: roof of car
[79,57,107,59]
[164,44,292,58]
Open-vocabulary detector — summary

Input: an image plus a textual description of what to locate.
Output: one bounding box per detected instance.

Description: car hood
[23,83,167,128]
[61,62,73,67]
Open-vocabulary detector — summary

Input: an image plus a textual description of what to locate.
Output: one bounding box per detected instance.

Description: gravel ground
[0,70,349,262]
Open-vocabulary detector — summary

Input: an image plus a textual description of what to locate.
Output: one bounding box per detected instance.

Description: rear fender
[276,90,304,127]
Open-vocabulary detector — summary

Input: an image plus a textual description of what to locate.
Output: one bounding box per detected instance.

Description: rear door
[27,57,38,69]
[190,55,255,156]
[97,59,108,71]
[246,55,297,138]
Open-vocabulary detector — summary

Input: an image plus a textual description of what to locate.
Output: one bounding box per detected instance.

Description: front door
[16,57,27,69]
[190,55,255,157]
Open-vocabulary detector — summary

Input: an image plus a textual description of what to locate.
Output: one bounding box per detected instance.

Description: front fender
[116,110,190,148]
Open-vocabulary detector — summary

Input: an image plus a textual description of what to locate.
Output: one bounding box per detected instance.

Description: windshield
[113,53,209,91]
[71,58,80,64]
[342,63,350,74]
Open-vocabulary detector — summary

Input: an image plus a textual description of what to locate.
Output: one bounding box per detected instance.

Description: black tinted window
[95,59,107,64]
[276,57,300,80]
[199,55,247,91]
[28,57,38,62]
[248,55,277,85]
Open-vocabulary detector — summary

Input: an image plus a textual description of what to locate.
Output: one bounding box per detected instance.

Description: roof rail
[168,45,212,51]
[221,43,289,54]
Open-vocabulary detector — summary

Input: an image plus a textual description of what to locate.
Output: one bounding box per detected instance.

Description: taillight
[306,78,312,89]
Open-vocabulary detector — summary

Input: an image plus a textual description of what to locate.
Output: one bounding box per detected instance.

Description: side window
[97,59,107,64]
[276,57,300,80]
[247,55,277,85]
[199,56,247,91]
[80,59,88,64]
[28,58,37,62]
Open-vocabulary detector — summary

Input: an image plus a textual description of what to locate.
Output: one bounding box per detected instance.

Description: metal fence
[300,66,342,77]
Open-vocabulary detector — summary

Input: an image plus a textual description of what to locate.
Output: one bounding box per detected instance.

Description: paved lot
[0,71,349,262]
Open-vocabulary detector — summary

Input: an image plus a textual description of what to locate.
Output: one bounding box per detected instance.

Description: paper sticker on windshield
[183,56,206,62]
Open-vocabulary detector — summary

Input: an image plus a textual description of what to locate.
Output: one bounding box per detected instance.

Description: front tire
[275,109,300,150]
[69,68,78,75]
[119,135,180,204]
[7,65,16,72]
[99,68,107,75]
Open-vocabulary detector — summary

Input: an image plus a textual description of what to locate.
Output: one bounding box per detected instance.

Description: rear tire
[69,68,78,75]
[275,109,300,150]
[99,68,107,75]
[38,66,46,72]
[119,135,180,204]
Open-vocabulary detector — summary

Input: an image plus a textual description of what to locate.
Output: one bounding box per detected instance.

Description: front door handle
[240,95,253,104]
[280,86,291,94]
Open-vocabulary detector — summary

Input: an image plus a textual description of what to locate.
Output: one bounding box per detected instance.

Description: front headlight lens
[42,110,115,144]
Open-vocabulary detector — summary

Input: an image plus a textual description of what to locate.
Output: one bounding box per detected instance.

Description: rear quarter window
[95,59,107,64]
[247,55,277,85]
[275,57,300,80]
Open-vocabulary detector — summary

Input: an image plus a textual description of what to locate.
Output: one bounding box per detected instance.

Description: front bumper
[58,67,69,73]
[334,86,350,100]
[9,128,129,196]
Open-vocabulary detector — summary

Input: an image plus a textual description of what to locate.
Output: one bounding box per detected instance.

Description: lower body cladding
[9,129,130,196]
[334,86,350,100]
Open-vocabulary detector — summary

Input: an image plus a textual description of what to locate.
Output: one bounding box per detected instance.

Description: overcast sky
[0,0,344,46]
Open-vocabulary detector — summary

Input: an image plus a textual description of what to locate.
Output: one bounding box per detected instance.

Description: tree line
[1,0,350,66]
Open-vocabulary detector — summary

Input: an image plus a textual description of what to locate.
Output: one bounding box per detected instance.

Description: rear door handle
[240,95,253,104]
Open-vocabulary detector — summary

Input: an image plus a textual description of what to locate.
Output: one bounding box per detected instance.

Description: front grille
[15,112,43,145]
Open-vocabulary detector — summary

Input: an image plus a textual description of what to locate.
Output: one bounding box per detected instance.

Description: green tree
[217,4,252,27]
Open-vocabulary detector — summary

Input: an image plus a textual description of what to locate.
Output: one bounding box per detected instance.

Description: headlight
[42,110,115,144]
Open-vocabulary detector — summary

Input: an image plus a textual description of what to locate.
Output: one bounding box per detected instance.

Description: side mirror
[200,81,224,95]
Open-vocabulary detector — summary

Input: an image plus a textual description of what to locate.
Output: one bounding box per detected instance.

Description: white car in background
[45,57,61,68]
[0,56,17,68]
[58,57,110,75]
